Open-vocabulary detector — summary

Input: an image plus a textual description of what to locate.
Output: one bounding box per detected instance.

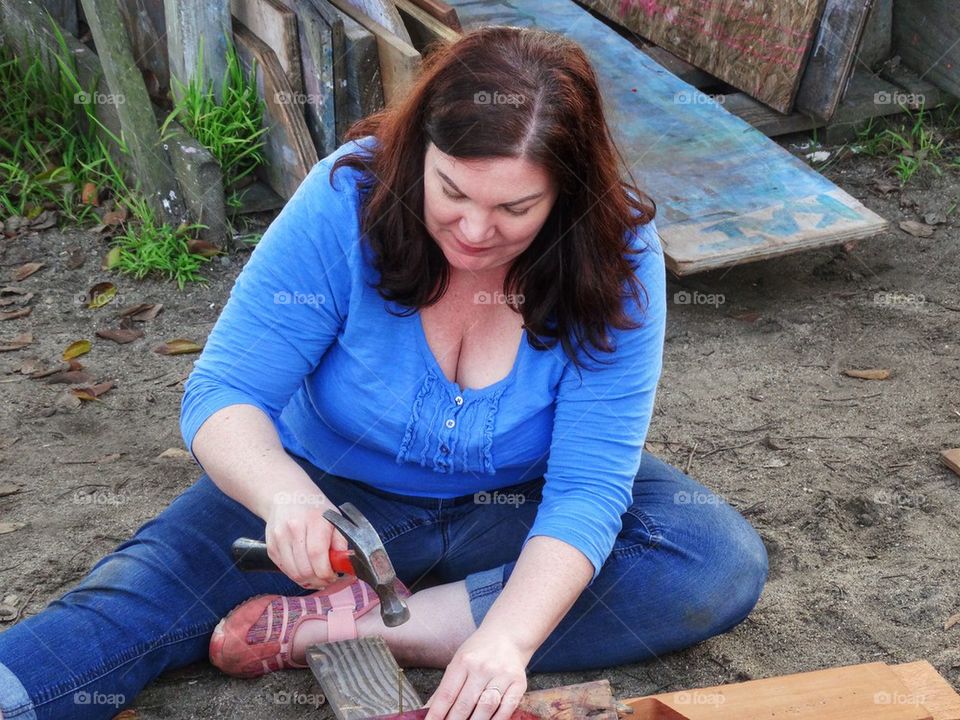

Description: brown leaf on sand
[81,181,99,206]
[47,370,94,385]
[154,339,202,355]
[899,220,935,238]
[0,307,31,321]
[87,282,117,309]
[0,523,25,535]
[113,709,139,720]
[96,327,144,344]
[187,239,221,257]
[0,481,22,497]
[843,368,891,381]
[12,262,44,281]
[0,332,33,352]
[71,381,114,401]
[944,611,960,631]
[101,206,128,226]
[0,287,33,306]
[28,361,69,379]
[117,303,163,322]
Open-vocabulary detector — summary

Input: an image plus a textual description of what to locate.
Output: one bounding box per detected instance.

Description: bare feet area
[1,139,958,716]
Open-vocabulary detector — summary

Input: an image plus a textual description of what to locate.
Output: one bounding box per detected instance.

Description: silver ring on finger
[486,686,503,699]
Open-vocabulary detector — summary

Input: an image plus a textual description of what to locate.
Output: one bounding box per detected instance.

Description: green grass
[159,37,267,209]
[855,106,953,184]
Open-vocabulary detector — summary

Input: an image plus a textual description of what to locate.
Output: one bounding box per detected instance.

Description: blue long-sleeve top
[180,136,666,582]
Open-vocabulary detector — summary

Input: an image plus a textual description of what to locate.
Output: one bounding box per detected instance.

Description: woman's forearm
[191,403,327,520]
[478,535,594,658]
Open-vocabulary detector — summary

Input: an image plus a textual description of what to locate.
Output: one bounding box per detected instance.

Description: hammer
[231,502,411,627]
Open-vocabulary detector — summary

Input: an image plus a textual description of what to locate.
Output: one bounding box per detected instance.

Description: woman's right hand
[264,488,350,589]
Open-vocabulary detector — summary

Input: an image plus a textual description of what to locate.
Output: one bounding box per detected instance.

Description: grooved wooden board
[231,0,304,95]
[445,0,888,275]
[576,0,825,113]
[626,662,934,720]
[893,0,960,98]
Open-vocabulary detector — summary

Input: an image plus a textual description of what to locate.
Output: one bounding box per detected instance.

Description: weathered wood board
[395,0,460,48]
[893,0,960,99]
[337,0,412,44]
[626,662,935,720]
[576,0,826,113]
[164,0,232,103]
[118,0,169,101]
[794,0,876,121]
[445,0,888,275]
[335,8,385,133]
[233,20,319,199]
[407,0,461,32]
[231,0,304,95]
[941,449,960,478]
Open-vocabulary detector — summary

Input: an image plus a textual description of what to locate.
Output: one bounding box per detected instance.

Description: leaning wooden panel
[625,662,934,720]
[445,0,888,275]
[576,0,825,113]
[890,662,960,720]
[327,0,421,105]
[893,0,960,98]
[231,0,304,95]
[233,20,320,199]
[335,8,386,132]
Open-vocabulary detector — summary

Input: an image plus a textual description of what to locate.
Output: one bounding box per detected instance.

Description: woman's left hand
[424,627,531,720]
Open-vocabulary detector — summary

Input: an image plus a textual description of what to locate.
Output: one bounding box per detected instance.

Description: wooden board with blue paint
[444,0,888,275]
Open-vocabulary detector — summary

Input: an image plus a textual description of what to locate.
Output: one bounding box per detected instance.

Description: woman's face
[423,141,558,276]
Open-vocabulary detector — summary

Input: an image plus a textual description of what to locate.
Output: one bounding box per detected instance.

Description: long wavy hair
[331,25,657,370]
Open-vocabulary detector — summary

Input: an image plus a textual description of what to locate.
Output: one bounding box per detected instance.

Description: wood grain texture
[794,0,875,121]
[164,0,232,103]
[445,0,887,275]
[940,449,960,478]
[407,0,461,31]
[893,0,960,98]
[337,0,412,44]
[335,8,386,131]
[327,0,421,105]
[576,0,825,113]
[395,0,460,48]
[233,20,319,199]
[230,0,303,95]
[890,662,960,720]
[118,0,169,100]
[625,662,934,720]
[306,636,423,720]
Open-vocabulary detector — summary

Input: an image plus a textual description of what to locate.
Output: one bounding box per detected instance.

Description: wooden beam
[941,449,960,478]
[338,0,412,45]
[890,661,960,720]
[80,0,187,225]
[395,0,460,48]
[231,0,304,95]
[233,20,319,199]
[406,0,461,32]
[335,8,386,131]
[722,93,819,137]
[306,636,423,720]
[327,0,421,105]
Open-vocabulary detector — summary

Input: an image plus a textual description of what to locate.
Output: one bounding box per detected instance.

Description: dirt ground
[1,133,959,718]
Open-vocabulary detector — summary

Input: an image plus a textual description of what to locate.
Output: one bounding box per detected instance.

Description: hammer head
[323,502,410,627]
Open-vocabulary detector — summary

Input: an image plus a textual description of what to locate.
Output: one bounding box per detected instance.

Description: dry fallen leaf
[0,287,33,307]
[0,482,22,497]
[63,339,92,360]
[66,247,85,270]
[113,709,139,720]
[156,447,192,461]
[0,522,25,535]
[71,381,114,401]
[81,181,99,206]
[12,262,44,281]
[118,302,163,322]
[0,307,31,321]
[945,612,960,631]
[0,332,33,352]
[87,282,117,309]
[29,361,70,379]
[843,368,891,381]
[154,339,203,355]
[103,246,123,270]
[29,209,58,231]
[899,220,935,238]
[96,327,144,344]
[187,239,221,257]
[102,206,128,226]
[46,370,94,385]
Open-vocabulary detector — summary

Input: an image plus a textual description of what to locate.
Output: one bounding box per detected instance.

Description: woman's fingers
[305,519,335,584]
[487,679,525,720]
[424,665,467,720]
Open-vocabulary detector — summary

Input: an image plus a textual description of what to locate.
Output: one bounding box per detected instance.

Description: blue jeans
[0,452,767,720]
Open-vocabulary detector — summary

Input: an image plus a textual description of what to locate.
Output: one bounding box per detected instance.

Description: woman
[0,26,767,720]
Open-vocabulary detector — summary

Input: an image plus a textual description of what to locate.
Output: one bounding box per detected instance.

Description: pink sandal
[209,577,411,678]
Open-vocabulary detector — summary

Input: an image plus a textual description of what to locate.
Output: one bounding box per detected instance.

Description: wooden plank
[640,44,720,90]
[879,63,948,109]
[576,0,826,113]
[628,699,692,720]
[164,0,232,103]
[118,0,170,101]
[407,0,461,32]
[306,636,423,720]
[338,0,412,44]
[446,0,888,275]
[625,662,934,720]
[859,0,893,69]
[230,0,304,95]
[274,0,339,157]
[233,20,319,199]
[940,449,960,478]
[38,0,77,35]
[794,0,876,122]
[80,0,187,224]
[395,0,460,48]
[327,0,421,105]
[893,0,960,98]
[722,92,819,137]
[335,8,386,131]
[890,661,960,720]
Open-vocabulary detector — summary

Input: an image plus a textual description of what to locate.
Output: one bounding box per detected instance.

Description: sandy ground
[1,139,959,718]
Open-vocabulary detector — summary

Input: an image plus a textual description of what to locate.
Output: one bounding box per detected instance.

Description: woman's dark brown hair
[331,25,657,370]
